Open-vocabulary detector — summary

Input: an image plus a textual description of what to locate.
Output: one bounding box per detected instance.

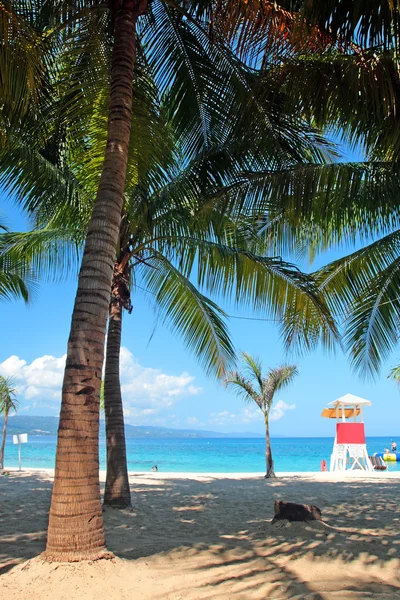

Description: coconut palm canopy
[225,353,299,412]
[3,0,400,561]
[0,0,354,370]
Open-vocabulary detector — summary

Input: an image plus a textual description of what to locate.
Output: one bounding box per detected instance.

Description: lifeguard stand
[321,393,373,472]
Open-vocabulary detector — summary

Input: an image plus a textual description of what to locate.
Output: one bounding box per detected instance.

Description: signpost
[12,433,28,471]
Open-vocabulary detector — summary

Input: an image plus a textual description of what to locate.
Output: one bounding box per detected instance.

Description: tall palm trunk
[44,3,144,562]
[0,410,8,471]
[264,413,275,478]
[104,259,131,508]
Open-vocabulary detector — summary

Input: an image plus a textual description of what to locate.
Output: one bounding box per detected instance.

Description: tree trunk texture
[265,414,275,478]
[104,258,131,508]
[44,3,142,562]
[0,411,8,471]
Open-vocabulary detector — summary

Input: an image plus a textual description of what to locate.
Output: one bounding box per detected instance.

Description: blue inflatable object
[374,452,400,462]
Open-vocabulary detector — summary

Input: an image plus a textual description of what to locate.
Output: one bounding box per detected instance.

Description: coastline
[4,435,399,474]
[5,466,400,480]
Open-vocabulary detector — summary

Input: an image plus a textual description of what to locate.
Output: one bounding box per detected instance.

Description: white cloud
[208,407,261,426]
[24,386,41,399]
[119,347,201,418]
[0,354,66,408]
[270,400,296,422]
[186,416,201,426]
[0,347,201,422]
[208,402,296,426]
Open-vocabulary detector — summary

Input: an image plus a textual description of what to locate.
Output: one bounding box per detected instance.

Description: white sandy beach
[1,469,400,599]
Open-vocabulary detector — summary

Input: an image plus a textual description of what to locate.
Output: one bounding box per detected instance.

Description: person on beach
[392,441,397,452]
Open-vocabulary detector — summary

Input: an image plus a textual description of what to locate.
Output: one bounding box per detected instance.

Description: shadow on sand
[1,471,400,598]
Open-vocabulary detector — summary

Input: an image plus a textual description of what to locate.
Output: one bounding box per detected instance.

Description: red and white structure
[321,393,373,472]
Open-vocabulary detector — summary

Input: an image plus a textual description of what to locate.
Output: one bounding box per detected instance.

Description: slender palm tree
[0,376,18,472]
[225,354,298,478]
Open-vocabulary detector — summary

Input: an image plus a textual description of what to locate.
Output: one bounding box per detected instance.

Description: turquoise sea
[4,435,400,473]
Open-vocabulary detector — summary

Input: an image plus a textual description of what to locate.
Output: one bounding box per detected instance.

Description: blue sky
[1,139,400,439]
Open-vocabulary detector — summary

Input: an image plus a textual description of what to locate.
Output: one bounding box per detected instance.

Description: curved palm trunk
[264,413,275,478]
[44,3,144,562]
[104,262,131,507]
[0,410,8,471]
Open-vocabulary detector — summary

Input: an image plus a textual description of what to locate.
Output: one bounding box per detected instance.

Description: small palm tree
[0,376,18,472]
[225,354,298,478]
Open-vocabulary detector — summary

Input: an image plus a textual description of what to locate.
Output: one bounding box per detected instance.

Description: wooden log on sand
[272,500,322,523]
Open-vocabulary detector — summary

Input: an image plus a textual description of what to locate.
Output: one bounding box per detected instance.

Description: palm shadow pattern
[1,471,400,598]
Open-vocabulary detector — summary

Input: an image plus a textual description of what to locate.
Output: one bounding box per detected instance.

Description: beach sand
[1,469,400,599]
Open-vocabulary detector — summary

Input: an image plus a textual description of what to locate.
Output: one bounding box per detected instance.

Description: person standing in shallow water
[392,441,397,452]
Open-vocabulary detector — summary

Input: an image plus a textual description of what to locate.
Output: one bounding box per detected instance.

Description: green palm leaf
[0,375,18,413]
[263,365,298,408]
[137,252,235,377]
[0,227,82,282]
[224,370,262,408]
[316,230,400,377]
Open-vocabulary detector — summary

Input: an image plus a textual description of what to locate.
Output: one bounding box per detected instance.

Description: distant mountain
[2,415,264,438]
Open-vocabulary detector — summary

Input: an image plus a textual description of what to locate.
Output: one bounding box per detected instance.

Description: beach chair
[369,455,387,471]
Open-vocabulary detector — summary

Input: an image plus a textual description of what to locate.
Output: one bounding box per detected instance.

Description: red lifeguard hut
[321,393,373,472]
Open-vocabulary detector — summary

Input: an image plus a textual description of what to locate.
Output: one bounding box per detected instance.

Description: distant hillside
[1,415,264,438]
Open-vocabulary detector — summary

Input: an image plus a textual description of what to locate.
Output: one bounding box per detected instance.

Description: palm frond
[0,227,83,282]
[271,50,400,161]
[316,230,400,377]
[0,231,41,303]
[0,374,18,413]
[0,1,45,135]
[240,351,264,395]
[189,237,339,351]
[225,353,298,414]
[299,1,400,50]
[224,371,262,408]
[0,261,32,302]
[141,0,332,167]
[137,253,235,378]
[344,257,400,379]
[388,364,400,382]
[263,364,298,408]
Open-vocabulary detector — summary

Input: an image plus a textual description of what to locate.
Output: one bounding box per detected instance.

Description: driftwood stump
[272,500,322,523]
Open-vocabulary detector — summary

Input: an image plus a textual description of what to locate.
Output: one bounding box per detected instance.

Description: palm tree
[4,0,379,559]
[225,354,298,478]
[37,1,142,561]
[101,171,339,505]
[0,376,18,472]
[1,0,344,517]
[1,145,337,507]
[49,0,400,558]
